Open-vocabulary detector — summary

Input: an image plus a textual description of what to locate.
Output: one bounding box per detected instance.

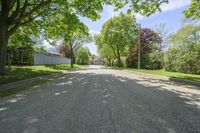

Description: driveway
[0,65,200,133]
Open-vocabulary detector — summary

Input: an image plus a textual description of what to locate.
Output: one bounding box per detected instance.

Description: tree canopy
[76,47,91,65]
[164,25,200,74]
[101,13,138,67]
[171,25,200,44]
[126,28,161,69]
[94,34,115,66]
[184,0,200,19]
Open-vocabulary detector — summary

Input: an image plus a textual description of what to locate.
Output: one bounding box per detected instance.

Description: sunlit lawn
[0,64,84,85]
[125,68,200,82]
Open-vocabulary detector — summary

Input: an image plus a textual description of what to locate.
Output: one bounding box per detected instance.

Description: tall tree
[94,34,114,66]
[76,47,91,65]
[57,34,90,68]
[68,33,91,68]
[58,43,71,58]
[45,11,90,68]
[140,28,161,52]
[126,28,161,68]
[0,0,104,74]
[101,13,138,67]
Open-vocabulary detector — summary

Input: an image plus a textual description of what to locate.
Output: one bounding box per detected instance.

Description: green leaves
[101,13,137,56]
[42,9,89,43]
[76,47,91,64]
[164,24,200,74]
[9,26,40,49]
[97,13,138,66]
[94,34,115,65]
[171,25,200,45]
[164,42,200,74]
[3,0,172,44]
[184,0,200,19]
[130,0,168,16]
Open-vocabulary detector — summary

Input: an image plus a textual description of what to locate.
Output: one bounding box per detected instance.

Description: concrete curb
[0,72,66,91]
[169,77,200,87]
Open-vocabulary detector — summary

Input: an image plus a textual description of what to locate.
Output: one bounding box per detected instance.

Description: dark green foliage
[140,51,163,70]
[6,48,34,66]
[164,43,200,74]
[164,25,200,74]
[5,26,39,66]
[101,13,138,67]
[126,28,162,69]
[184,0,200,19]
[76,48,91,65]
[114,57,126,67]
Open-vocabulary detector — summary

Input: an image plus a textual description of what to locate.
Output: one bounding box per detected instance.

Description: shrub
[164,43,200,74]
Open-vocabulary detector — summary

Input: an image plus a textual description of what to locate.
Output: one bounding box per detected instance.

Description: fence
[6,48,34,65]
[34,52,71,65]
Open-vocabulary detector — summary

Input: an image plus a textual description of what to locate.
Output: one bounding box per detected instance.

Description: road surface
[0,65,200,133]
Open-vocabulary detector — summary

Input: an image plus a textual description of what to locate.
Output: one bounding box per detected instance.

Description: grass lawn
[0,64,84,85]
[125,68,200,82]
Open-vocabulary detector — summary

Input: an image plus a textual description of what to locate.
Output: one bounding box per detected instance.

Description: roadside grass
[0,64,84,85]
[0,79,49,98]
[110,66,200,82]
[125,68,200,82]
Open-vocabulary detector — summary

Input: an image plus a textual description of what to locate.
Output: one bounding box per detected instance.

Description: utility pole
[138,24,141,69]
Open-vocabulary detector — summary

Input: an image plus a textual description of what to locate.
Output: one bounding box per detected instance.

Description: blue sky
[82,0,191,55]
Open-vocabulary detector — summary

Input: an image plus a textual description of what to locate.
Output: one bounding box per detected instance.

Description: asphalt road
[0,65,200,133]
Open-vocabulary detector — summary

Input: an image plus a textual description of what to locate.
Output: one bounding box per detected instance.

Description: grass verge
[125,68,200,82]
[0,80,48,98]
[0,64,84,85]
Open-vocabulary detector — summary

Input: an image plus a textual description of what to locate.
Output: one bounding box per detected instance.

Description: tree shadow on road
[56,72,200,132]
[1,71,200,133]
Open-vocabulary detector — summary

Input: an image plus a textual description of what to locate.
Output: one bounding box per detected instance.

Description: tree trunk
[71,52,74,68]
[72,53,75,64]
[107,59,111,66]
[117,56,121,67]
[108,60,111,66]
[69,39,73,68]
[117,49,121,67]
[0,23,9,75]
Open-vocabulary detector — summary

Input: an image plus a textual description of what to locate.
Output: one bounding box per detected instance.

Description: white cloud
[160,0,190,12]
[136,0,190,20]
[105,5,119,17]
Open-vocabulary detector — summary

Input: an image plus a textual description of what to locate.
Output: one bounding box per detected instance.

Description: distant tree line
[95,13,200,74]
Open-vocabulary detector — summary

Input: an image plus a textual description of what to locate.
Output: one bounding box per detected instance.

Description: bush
[148,51,163,69]
[126,51,163,70]
[164,43,200,74]
[113,57,126,67]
